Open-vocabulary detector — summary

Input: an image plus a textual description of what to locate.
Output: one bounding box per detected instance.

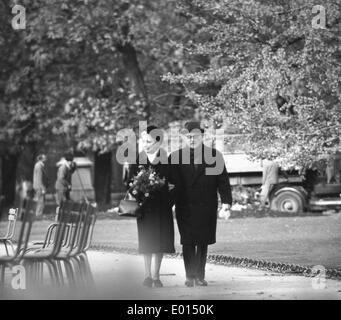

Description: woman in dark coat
[129,125,175,288]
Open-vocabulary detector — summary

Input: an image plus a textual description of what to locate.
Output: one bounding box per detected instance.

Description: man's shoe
[153,279,163,288]
[142,277,153,288]
[185,279,194,287]
[195,278,208,286]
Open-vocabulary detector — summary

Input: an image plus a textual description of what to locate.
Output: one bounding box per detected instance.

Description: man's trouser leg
[55,190,66,221]
[65,190,71,201]
[195,244,208,280]
[183,245,196,280]
[260,184,270,206]
[35,189,45,216]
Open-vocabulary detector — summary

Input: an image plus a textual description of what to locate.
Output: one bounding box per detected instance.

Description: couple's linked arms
[166,152,233,210]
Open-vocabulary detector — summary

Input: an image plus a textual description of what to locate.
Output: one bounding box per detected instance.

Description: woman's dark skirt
[137,202,175,254]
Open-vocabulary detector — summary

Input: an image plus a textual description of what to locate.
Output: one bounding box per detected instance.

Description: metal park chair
[22,201,76,258]
[21,201,92,287]
[0,199,36,287]
[59,202,89,256]
[19,200,76,287]
[62,252,95,289]
[58,202,97,258]
[50,202,97,288]
[0,208,18,256]
[0,199,98,290]
[0,199,36,262]
[71,203,97,288]
[82,203,97,252]
[24,201,86,254]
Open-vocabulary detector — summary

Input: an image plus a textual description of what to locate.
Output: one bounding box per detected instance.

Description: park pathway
[1,250,341,299]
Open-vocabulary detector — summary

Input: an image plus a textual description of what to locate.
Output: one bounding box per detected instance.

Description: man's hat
[182,121,204,134]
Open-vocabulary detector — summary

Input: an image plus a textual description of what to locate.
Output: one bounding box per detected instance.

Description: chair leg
[63,259,76,288]
[39,261,44,284]
[71,257,83,285]
[4,242,9,256]
[55,260,65,286]
[30,261,38,286]
[22,260,33,289]
[9,241,15,256]
[45,260,61,287]
[34,261,39,284]
[76,256,86,283]
[78,254,95,288]
[0,264,5,288]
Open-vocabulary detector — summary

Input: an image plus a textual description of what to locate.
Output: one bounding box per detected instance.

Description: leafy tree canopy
[164,0,341,170]
[0,0,194,155]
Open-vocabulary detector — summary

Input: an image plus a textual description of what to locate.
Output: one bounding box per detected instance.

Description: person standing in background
[55,153,76,208]
[122,161,130,189]
[33,154,48,216]
[260,159,279,207]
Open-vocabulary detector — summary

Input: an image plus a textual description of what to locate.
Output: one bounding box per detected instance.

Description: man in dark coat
[170,121,232,287]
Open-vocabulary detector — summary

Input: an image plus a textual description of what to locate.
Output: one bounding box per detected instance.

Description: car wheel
[271,190,304,213]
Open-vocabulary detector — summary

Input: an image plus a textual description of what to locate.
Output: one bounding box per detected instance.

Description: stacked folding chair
[0,198,97,293]
[0,208,18,256]
[0,199,36,289]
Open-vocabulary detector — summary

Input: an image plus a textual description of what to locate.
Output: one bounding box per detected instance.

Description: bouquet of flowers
[128,166,166,205]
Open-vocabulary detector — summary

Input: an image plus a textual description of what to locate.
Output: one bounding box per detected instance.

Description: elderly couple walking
[128,121,232,288]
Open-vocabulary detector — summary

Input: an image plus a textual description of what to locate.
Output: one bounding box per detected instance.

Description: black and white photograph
[0,0,340,307]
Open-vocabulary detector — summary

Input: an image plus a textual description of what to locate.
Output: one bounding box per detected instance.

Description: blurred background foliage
[0,0,340,205]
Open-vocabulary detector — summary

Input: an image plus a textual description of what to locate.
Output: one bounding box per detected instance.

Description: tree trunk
[28,142,37,181]
[117,43,150,120]
[111,145,125,193]
[94,152,112,204]
[1,153,19,206]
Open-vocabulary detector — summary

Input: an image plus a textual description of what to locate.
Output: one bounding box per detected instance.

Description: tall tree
[1,0,194,204]
[0,0,55,204]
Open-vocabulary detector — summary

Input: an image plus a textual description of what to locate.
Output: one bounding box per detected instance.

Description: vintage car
[224,152,341,213]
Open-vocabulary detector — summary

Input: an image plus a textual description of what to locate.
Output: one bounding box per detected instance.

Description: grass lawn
[1,213,341,269]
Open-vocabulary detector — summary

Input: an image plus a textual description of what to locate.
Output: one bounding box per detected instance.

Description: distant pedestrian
[122,161,130,189]
[55,153,76,208]
[33,154,48,216]
[260,160,279,206]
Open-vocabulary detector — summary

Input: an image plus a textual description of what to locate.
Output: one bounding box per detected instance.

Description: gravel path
[10,214,340,268]
[2,251,340,300]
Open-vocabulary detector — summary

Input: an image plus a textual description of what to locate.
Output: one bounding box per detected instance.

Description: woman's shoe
[153,279,163,288]
[142,277,153,287]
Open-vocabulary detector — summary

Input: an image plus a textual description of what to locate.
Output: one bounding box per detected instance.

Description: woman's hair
[64,152,74,162]
[145,125,163,143]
